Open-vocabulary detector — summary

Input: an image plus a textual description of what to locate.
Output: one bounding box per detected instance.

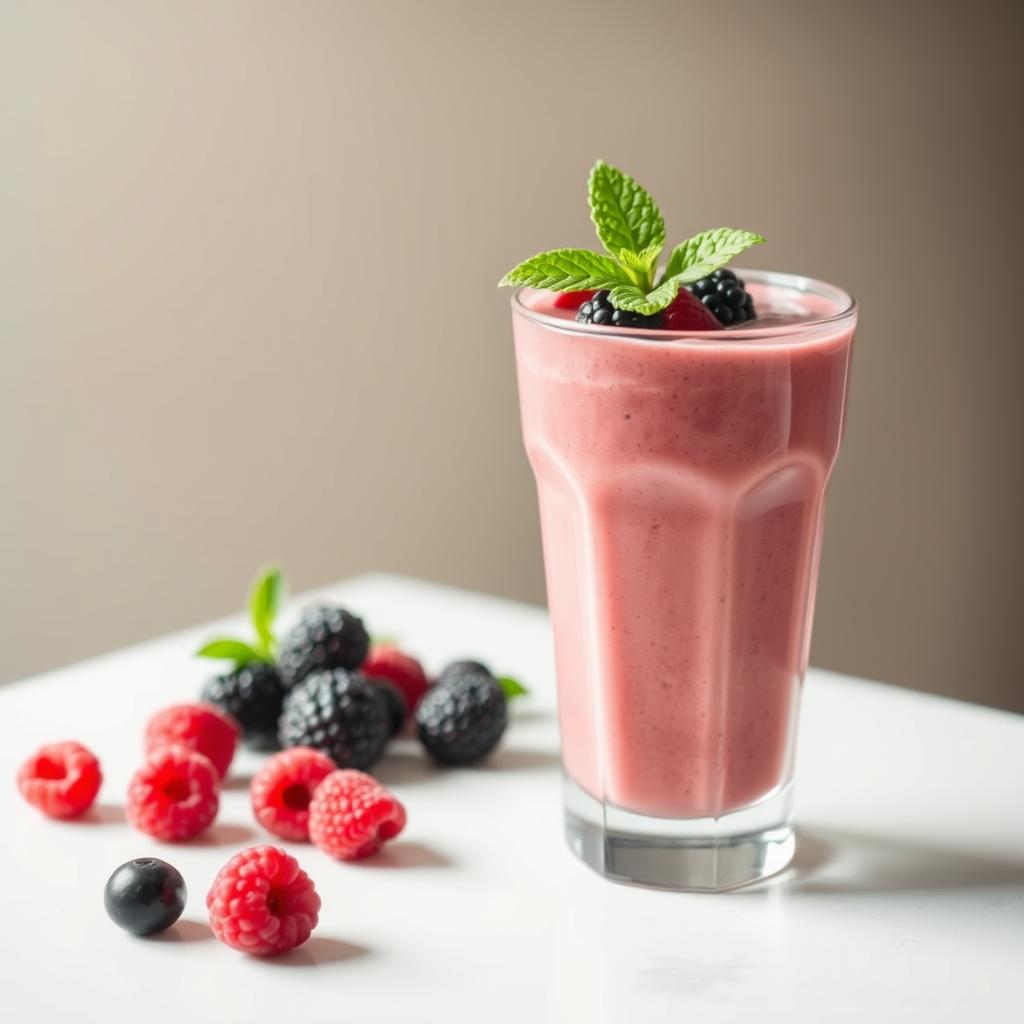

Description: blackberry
[686,269,756,326]
[576,290,663,329]
[279,669,391,771]
[416,670,508,766]
[201,662,284,751]
[368,677,407,739]
[436,659,492,688]
[277,605,370,690]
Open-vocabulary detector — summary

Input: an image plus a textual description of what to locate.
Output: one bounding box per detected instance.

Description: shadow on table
[372,746,560,787]
[355,840,452,870]
[264,936,371,968]
[764,826,1024,896]
[189,822,259,846]
[66,802,124,825]
[150,919,215,943]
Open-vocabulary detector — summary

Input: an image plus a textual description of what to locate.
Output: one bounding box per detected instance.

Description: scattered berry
[309,769,407,861]
[17,741,102,819]
[577,290,662,329]
[362,644,430,719]
[207,845,320,956]
[201,663,284,751]
[686,268,757,326]
[144,702,239,780]
[250,747,336,841]
[372,679,407,739]
[279,669,391,771]
[416,669,508,766]
[660,287,725,331]
[436,659,492,688]
[104,858,187,936]
[278,605,370,690]
[553,289,596,310]
[126,745,220,842]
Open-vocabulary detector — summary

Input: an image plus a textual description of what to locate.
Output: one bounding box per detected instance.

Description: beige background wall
[2,1,1021,711]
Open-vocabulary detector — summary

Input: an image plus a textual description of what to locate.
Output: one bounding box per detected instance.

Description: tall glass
[512,271,856,891]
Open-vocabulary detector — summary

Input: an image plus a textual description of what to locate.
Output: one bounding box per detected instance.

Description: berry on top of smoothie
[499,160,763,330]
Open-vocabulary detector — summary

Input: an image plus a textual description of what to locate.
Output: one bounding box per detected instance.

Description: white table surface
[2,573,1021,1022]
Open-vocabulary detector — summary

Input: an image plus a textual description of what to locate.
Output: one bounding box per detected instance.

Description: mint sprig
[499,160,764,317]
[196,565,285,669]
[497,676,529,700]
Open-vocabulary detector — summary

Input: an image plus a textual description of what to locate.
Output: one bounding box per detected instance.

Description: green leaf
[196,638,267,664]
[615,245,660,289]
[662,228,765,284]
[497,676,529,699]
[588,160,665,259]
[248,566,283,654]
[609,276,681,316]
[498,248,631,291]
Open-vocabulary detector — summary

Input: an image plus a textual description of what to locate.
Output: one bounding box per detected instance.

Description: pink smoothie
[513,276,855,819]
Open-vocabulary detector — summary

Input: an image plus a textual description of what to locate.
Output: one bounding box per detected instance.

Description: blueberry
[104,858,187,936]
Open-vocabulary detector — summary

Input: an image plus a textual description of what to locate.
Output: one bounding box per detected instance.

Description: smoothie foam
[514,277,854,819]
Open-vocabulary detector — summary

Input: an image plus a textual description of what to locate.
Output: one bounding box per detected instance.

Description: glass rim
[511,268,857,347]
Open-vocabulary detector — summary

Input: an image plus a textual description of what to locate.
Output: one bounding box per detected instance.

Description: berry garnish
[144,702,239,780]
[207,846,320,957]
[416,666,508,766]
[126,745,220,842]
[195,567,285,747]
[279,669,391,771]
[17,741,102,819]
[201,663,284,752]
[553,289,596,310]
[251,747,336,841]
[500,160,763,328]
[577,290,663,329]
[686,268,757,326]
[308,769,407,861]
[104,858,187,936]
[278,605,370,690]
[660,287,724,331]
[361,644,430,720]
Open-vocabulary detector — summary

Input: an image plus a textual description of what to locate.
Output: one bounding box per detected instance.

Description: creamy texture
[513,281,854,818]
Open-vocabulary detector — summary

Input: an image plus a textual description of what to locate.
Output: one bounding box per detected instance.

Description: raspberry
[278,605,370,690]
[309,769,407,861]
[661,287,725,331]
[553,289,596,310]
[250,747,336,841]
[126,746,220,842]
[207,845,320,956]
[361,644,430,720]
[17,741,102,819]
[144,702,239,779]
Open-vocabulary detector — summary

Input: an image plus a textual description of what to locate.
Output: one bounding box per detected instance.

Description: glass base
[563,776,795,892]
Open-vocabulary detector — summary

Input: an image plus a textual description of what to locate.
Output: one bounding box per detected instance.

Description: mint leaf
[248,566,283,655]
[497,676,529,699]
[609,276,680,316]
[498,248,631,291]
[196,638,268,665]
[662,228,765,284]
[616,245,660,288]
[588,160,665,259]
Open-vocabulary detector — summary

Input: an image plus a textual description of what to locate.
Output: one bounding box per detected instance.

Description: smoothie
[513,276,854,820]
